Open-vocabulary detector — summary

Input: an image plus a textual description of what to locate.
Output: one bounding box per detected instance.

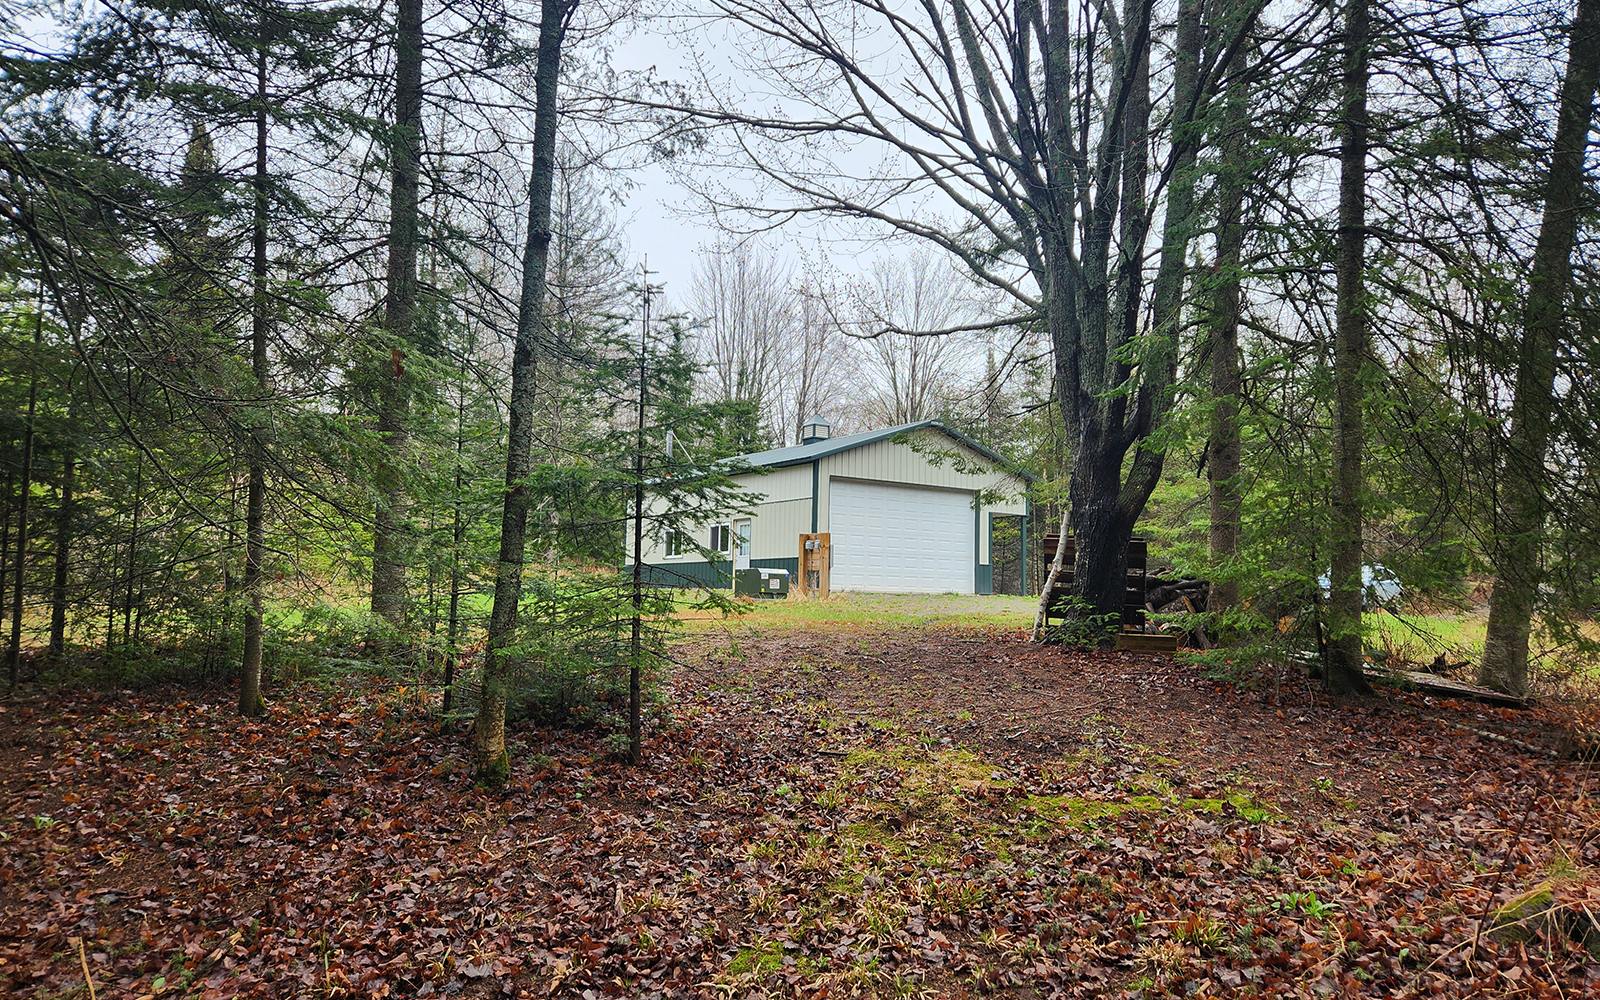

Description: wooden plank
[1366,668,1531,708]
[1042,535,1148,561]
[1116,633,1179,653]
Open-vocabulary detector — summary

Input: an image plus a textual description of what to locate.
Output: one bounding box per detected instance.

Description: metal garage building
[626,419,1031,595]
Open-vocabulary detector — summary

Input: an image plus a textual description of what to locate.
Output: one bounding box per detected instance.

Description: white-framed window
[710,524,731,553]
[665,529,690,559]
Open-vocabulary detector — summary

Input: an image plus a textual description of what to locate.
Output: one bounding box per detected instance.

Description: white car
[1316,563,1403,609]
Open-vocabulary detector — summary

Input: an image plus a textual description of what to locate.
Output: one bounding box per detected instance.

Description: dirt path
[1,626,1596,999]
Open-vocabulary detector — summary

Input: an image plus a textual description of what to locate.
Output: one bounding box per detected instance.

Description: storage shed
[625,419,1031,595]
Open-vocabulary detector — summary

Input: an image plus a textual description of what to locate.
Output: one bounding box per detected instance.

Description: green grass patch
[679,592,1038,632]
[1185,792,1282,823]
[1366,610,1486,663]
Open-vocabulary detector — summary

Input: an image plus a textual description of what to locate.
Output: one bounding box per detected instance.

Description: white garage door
[829,479,974,593]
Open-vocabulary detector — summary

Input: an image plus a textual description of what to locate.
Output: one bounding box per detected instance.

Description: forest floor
[2,610,1599,999]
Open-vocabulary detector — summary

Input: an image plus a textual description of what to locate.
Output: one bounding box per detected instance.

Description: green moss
[1014,794,1137,828]
[1488,886,1555,947]
[1183,793,1279,822]
[473,749,510,789]
[841,745,999,787]
[727,942,785,976]
[836,744,1007,835]
[1008,788,1277,833]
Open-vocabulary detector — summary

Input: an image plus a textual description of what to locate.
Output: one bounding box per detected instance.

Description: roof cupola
[801,415,832,445]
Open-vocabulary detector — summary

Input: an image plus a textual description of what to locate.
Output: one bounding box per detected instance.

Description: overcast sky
[605,5,907,311]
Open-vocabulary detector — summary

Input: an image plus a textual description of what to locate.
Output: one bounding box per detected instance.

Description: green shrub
[493,574,676,729]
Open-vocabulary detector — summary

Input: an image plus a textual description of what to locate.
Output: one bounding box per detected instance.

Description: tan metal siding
[733,464,811,503]
[633,498,810,566]
[748,498,810,559]
[636,428,1025,572]
[817,429,1027,566]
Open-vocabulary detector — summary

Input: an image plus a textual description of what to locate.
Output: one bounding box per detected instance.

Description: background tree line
[0,0,1596,779]
[655,0,1600,697]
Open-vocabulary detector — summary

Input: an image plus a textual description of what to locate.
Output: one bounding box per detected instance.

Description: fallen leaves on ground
[2,625,1597,998]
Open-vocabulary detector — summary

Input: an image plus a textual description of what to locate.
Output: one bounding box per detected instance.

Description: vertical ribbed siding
[636,428,1027,584]
[819,429,1028,536]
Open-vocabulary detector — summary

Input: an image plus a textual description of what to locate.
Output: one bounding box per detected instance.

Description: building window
[710,524,731,553]
[665,530,690,559]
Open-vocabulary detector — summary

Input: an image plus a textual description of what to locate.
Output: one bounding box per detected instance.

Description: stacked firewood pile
[1145,577,1209,614]
[1142,576,1213,648]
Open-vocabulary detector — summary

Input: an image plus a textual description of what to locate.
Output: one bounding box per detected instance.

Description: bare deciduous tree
[673,0,1259,626]
[688,242,794,428]
[778,284,852,443]
[843,251,966,427]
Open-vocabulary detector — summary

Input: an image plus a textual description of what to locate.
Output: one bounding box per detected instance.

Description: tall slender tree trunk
[1326,0,1374,695]
[239,29,270,717]
[1479,0,1600,696]
[628,280,651,765]
[104,531,116,648]
[442,360,465,716]
[473,0,575,785]
[370,0,425,631]
[124,452,142,645]
[1207,54,1249,615]
[6,304,37,687]
[223,480,238,620]
[48,432,73,657]
[0,474,11,643]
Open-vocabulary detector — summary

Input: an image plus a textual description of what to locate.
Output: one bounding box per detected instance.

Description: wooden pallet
[1040,535,1149,630]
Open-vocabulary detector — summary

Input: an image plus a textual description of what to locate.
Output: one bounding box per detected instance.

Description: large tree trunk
[1326,0,1374,696]
[1207,54,1249,615]
[239,31,270,718]
[1067,444,1136,629]
[1044,0,1207,632]
[473,0,574,786]
[370,0,425,630]
[1479,0,1600,696]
